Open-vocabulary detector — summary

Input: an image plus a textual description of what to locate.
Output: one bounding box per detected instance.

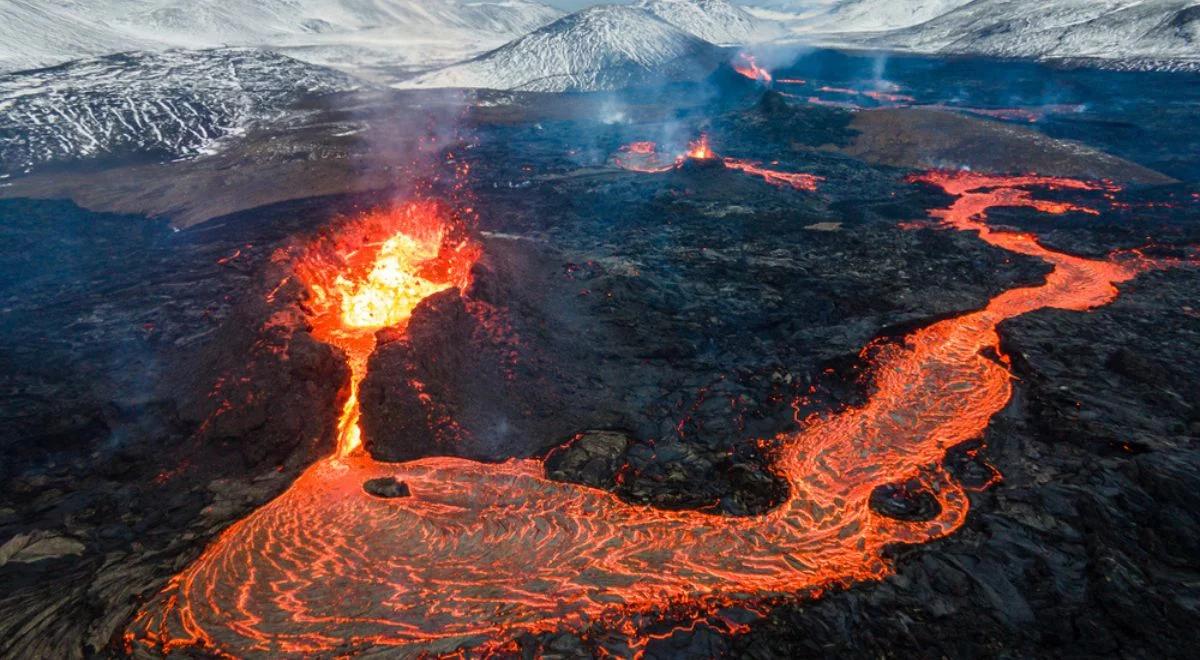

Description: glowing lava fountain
[733,53,772,84]
[129,173,1179,657]
[292,201,479,458]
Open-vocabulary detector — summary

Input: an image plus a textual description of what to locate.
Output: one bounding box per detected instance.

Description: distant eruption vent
[733,53,772,83]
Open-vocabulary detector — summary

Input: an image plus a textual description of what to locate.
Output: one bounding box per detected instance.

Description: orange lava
[290,200,478,457]
[803,95,862,110]
[817,86,915,105]
[612,136,823,192]
[685,134,715,160]
[733,53,772,84]
[723,158,824,192]
[128,172,1176,657]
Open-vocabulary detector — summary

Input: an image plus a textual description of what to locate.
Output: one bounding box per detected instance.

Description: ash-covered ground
[1,52,1199,658]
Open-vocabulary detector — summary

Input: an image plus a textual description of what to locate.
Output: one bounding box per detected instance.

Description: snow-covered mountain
[0,0,563,77]
[634,0,782,45]
[404,5,723,92]
[0,49,359,176]
[870,0,1200,65]
[749,0,1200,69]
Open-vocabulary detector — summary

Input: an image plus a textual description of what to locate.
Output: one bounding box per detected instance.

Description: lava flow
[612,135,824,191]
[129,172,1182,657]
[816,85,917,105]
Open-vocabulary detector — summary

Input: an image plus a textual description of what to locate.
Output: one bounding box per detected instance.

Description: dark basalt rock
[363,477,410,499]
[544,430,631,490]
[869,481,942,522]
[1106,346,1171,387]
[360,211,1040,515]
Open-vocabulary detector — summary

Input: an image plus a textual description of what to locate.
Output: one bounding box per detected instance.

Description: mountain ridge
[404,5,725,92]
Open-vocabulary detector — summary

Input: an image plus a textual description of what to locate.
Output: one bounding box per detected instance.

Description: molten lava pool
[129,174,1171,657]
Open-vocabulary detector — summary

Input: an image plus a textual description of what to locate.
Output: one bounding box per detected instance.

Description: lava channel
[128,173,1184,657]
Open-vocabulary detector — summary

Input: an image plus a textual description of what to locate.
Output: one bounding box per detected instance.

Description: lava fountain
[685,134,716,161]
[733,53,772,84]
[128,173,1186,657]
[292,201,479,458]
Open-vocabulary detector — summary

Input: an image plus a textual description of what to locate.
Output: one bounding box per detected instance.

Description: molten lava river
[129,174,1177,657]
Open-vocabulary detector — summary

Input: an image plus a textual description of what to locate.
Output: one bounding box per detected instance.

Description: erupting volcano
[613,135,824,192]
[124,169,1186,657]
[292,201,479,458]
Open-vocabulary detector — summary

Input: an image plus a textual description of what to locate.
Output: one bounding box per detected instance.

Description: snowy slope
[0,0,162,73]
[0,49,359,176]
[100,0,563,44]
[0,0,563,75]
[634,0,782,44]
[870,0,1200,64]
[404,5,723,92]
[745,0,971,34]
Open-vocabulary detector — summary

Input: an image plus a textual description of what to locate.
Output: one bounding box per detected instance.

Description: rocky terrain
[728,226,1200,660]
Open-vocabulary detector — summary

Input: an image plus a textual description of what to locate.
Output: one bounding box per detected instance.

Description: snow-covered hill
[0,0,563,77]
[404,5,723,92]
[0,49,359,176]
[635,0,782,45]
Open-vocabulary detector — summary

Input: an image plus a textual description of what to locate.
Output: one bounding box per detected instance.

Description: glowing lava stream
[131,173,1176,657]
